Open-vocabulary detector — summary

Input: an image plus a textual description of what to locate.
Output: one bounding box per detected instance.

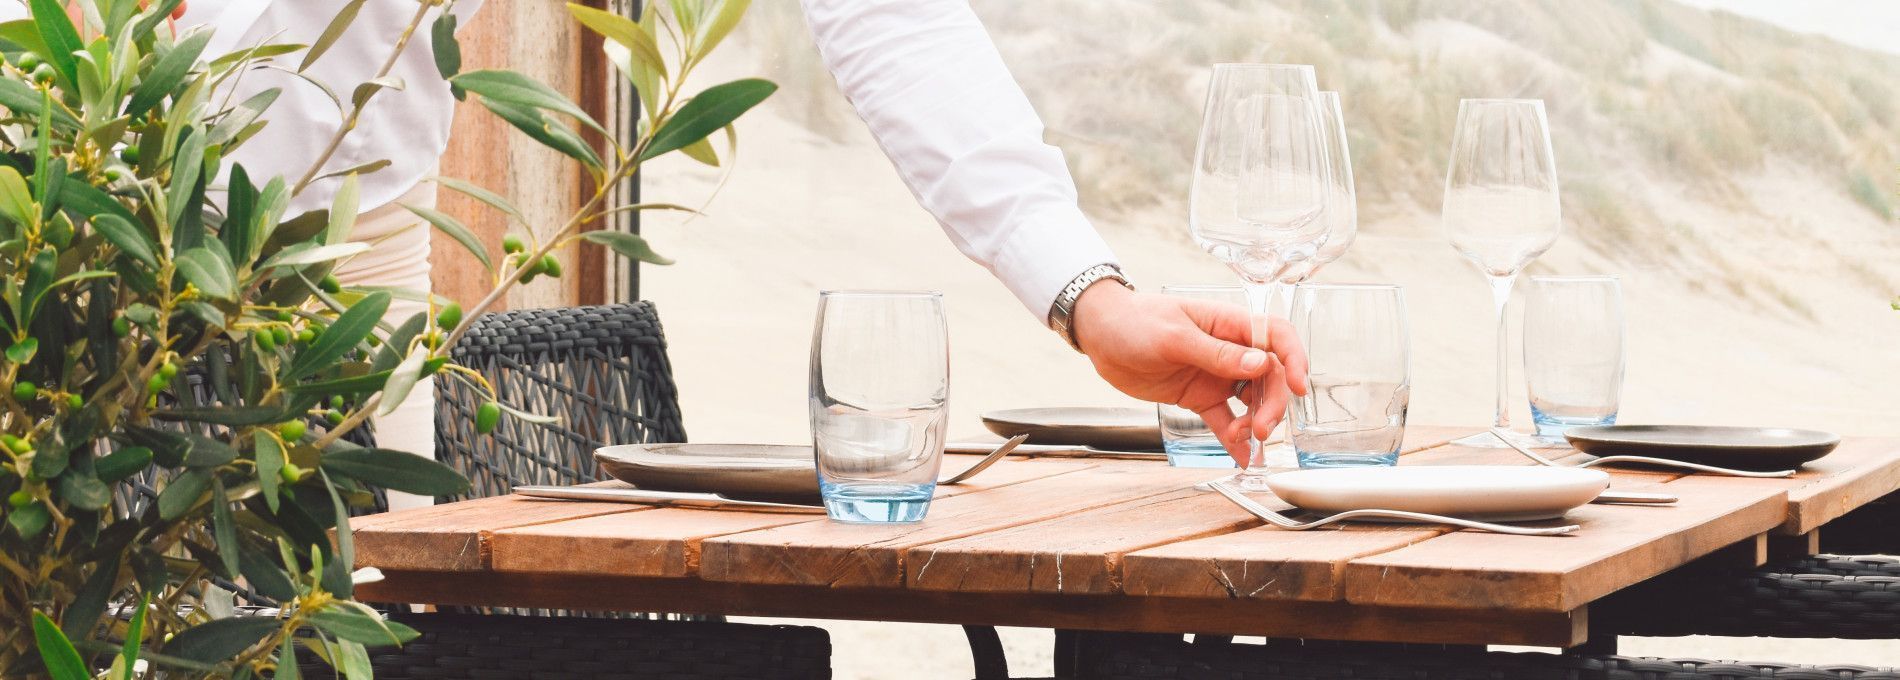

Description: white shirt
[0,0,480,215]
[800,0,1119,322]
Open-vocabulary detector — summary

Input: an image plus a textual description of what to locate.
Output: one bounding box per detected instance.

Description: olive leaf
[32,611,89,680]
[402,203,492,273]
[126,29,213,118]
[285,291,389,381]
[584,230,674,265]
[568,4,665,78]
[301,0,368,72]
[452,69,606,134]
[640,78,776,161]
[320,448,470,497]
[176,245,238,300]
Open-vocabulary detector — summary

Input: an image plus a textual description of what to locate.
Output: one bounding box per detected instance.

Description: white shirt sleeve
[799,0,1119,323]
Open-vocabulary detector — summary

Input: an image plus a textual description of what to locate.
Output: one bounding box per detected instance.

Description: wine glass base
[1236,472,1273,492]
[1451,430,1568,449]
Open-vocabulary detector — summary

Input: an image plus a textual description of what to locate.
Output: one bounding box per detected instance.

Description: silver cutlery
[1207,481,1579,536]
[514,486,824,511]
[939,435,1028,485]
[1490,428,1795,478]
[945,441,1167,458]
[1594,489,1677,504]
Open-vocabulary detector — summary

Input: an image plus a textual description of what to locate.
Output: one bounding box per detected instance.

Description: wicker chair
[342,302,832,679]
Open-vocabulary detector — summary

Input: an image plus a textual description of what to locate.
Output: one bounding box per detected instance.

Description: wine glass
[1188,64,1333,490]
[1441,99,1562,447]
[1258,90,1358,464]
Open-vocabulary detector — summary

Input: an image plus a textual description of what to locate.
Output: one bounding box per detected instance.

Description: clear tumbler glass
[810,291,949,523]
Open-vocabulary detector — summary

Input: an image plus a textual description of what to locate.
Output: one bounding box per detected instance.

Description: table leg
[964,625,1010,679]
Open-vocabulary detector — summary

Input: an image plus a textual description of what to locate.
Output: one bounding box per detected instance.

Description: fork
[938,435,1028,485]
[1489,428,1795,478]
[1206,481,1580,536]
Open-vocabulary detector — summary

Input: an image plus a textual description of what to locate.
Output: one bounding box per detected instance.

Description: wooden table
[351,425,1900,647]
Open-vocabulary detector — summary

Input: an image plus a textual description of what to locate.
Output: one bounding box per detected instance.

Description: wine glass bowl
[1187,63,1334,489]
[1442,98,1562,445]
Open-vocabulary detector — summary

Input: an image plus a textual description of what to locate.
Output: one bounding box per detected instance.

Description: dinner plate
[980,407,1162,451]
[595,443,819,503]
[1264,466,1610,522]
[1564,425,1839,471]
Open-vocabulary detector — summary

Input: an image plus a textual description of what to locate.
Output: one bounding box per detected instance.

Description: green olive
[319,274,342,294]
[279,463,302,484]
[7,490,31,509]
[145,374,168,393]
[502,235,525,253]
[256,330,277,352]
[325,410,344,425]
[435,302,463,331]
[271,326,291,346]
[65,394,82,410]
[159,361,179,380]
[297,328,317,344]
[475,401,502,434]
[112,316,131,337]
[29,63,52,84]
[278,420,308,442]
[542,255,562,278]
[12,381,35,401]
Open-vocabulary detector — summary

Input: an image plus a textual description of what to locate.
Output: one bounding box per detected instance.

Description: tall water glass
[1442,99,1562,448]
[1288,284,1410,468]
[1524,276,1624,440]
[1157,285,1245,469]
[1188,63,1332,490]
[809,291,948,523]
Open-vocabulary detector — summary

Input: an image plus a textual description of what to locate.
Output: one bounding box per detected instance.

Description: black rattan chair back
[435,302,687,500]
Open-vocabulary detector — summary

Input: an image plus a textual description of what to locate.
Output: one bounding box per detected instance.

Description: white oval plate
[1265,466,1610,522]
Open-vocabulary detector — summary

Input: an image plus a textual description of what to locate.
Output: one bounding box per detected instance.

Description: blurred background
[607,1,1900,676]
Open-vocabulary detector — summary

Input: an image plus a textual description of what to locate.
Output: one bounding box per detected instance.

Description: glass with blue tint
[1525,276,1624,441]
[810,291,949,523]
[1157,285,1245,469]
[1288,284,1410,468]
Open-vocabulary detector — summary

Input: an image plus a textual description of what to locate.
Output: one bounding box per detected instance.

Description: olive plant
[0,0,771,677]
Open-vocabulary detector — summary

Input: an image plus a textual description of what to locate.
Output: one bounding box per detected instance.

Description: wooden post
[433,1,598,311]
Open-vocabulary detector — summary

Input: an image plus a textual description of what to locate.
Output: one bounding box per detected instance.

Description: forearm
[799,0,1117,322]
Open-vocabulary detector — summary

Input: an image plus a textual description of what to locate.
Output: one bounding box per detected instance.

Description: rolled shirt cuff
[985,205,1121,324]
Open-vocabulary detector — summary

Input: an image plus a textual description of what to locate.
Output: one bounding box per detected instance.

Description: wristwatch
[1048,263,1133,352]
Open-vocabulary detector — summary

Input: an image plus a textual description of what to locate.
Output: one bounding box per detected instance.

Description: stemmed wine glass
[1257,90,1358,466]
[1188,64,1333,490]
[1441,99,1562,447]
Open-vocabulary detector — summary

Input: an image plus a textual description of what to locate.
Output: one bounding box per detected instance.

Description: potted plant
[0,0,770,676]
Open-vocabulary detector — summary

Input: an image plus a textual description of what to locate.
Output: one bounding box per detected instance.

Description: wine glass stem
[1487,272,1517,430]
[1240,282,1278,488]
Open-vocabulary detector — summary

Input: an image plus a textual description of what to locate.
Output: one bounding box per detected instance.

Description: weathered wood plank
[904,488,1256,594]
[357,570,1588,647]
[352,483,644,572]
[1746,437,1900,535]
[1340,474,1786,612]
[487,456,1096,577]
[698,465,1228,588]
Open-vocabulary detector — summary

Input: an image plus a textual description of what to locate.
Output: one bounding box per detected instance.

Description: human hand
[1070,282,1309,465]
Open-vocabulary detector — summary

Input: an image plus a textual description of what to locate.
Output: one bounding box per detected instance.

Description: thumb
[1171,330,1271,381]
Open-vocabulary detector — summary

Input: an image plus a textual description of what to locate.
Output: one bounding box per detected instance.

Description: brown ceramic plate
[979,407,1162,451]
[595,443,819,503]
[1564,425,1840,471]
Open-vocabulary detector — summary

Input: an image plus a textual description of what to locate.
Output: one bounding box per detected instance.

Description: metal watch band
[1048,263,1132,352]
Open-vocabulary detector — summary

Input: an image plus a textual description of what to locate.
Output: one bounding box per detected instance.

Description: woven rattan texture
[1595,552,1900,640]
[435,302,686,500]
[1069,634,1900,679]
[300,613,831,680]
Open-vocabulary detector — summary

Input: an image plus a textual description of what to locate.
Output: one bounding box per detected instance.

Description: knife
[1593,489,1677,505]
[945,441,1167,457]
[513,485,825,511]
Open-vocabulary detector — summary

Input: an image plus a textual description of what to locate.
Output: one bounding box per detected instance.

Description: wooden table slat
[1340,474,1787,612]
[697,464,1231,588]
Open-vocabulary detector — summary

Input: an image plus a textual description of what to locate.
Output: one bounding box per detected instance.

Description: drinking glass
[1524,276,1623,440]
[1442,99,1562,448]
[1157,285,1245,469]
[809,291,949,523]
[1287,284,1410,468]
[1188,63,1332,490]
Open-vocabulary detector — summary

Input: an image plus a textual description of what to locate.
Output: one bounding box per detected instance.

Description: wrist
[1047,264,1131,352]
[1071,280,1133,356]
